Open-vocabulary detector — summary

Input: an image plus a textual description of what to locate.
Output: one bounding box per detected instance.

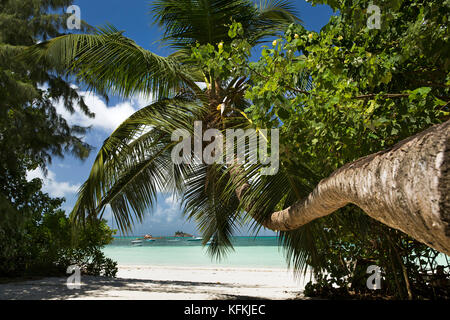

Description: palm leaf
[182,163,243,260]
[151,0,301,48]
[26,25,201,100]
[71,94,205,232]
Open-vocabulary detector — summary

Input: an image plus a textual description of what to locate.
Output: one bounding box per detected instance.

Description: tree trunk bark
[239,120,450,255]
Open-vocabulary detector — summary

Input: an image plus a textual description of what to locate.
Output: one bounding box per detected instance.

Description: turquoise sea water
[103,236,449,269]
[102,236,289,268]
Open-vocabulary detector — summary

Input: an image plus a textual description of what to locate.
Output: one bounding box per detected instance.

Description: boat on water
[187,236,203,242]
[131,239,143,245]
[145,239,156,242]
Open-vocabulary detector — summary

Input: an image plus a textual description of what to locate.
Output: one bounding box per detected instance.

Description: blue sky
[30,1,334,237]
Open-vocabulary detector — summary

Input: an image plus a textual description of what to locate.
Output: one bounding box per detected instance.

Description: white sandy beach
[0,265,310,300]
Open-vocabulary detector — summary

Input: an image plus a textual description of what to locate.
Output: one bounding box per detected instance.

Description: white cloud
[150,194,181,223]
[195,82,207,90]
[164,194,179,205]
[52,86,154,133]
[37,83,154,134]
[55,92,136,133]
[131,93,154,108]
[26,169,80,198]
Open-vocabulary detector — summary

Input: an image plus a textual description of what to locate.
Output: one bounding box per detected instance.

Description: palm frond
[207,114,335,274]
[71,94,205,232]
[150,0,301,48]
[182,163,243,260]
[257,0,301,24]
[26,25,201,100]
[278,222,331,278]
[152,0,254,48]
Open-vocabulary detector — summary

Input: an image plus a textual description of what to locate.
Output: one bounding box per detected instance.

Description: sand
[0,265,310,300]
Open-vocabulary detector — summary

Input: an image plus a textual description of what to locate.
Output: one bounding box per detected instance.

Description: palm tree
[26,1,449,283]
[27,0,304,258]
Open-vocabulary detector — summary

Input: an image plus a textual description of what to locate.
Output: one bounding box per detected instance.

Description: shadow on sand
[0,276,270,300]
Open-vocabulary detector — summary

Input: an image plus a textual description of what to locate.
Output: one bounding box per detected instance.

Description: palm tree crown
[28,0,303,259]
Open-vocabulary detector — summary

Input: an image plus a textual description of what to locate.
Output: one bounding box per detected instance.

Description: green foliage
[49,0,301,237]
[0,182,117,278]
[297,208,449,299]
[0,0,117,279]
[26,25,201,102]
[55,217,118,277]
[22,0,449,299]
[0,0,94,174]
[151,0,300,49]
[71,95,204,232]
[200,0,449,299]
[243,0,449,172]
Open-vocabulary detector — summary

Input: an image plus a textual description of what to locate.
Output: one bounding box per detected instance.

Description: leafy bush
[206,0,450,300]
[55,217,118,277]
[300,208,449,299]
[0,194,117,278]
[0,0,115,280]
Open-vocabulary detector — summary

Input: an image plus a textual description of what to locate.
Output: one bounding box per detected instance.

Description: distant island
[174,231,193,237]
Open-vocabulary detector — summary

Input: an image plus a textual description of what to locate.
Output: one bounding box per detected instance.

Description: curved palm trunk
[238,120,450,255]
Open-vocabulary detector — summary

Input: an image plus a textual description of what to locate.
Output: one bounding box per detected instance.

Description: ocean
[103,236,449,269]
[102,236,290,268]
